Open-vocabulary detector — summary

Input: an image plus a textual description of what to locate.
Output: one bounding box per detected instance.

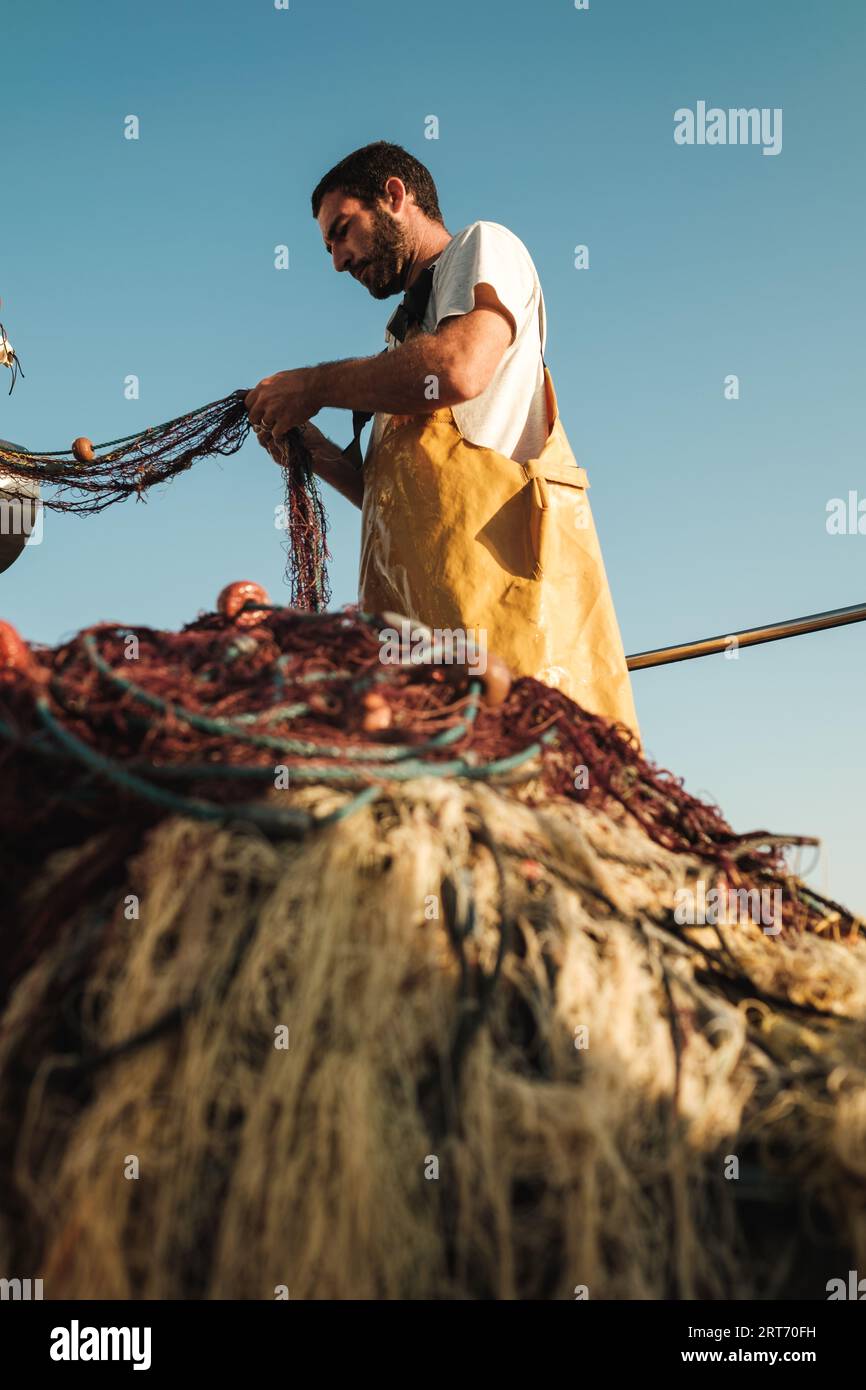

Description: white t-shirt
[369,221,549,464]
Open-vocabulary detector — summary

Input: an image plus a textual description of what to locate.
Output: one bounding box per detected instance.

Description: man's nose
[333,247,353,273]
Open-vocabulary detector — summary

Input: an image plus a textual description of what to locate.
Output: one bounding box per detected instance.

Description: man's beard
[358,206,411,299]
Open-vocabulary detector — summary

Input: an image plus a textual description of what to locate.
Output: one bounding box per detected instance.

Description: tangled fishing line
[0,393,330,609]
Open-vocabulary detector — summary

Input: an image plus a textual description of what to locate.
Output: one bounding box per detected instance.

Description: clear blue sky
[3,0,864,914]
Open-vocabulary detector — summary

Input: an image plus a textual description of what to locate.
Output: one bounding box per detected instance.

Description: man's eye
[326,223,349,255]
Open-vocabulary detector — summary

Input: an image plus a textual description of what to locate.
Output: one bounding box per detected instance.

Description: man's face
[317,190,411,299]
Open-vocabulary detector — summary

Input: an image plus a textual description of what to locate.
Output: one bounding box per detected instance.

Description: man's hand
[256,415,364,510]
[245,368,322,443]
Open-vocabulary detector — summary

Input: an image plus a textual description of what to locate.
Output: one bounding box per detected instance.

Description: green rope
[132,738,549,787]
[25,696,554,834]
[34,698,314,839]
[2,607,540,836]
[80,634,481,763]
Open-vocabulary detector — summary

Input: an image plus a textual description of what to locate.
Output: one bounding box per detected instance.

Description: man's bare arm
[300,424,364,509]
[308,303,511,415]
[246,295,513,440]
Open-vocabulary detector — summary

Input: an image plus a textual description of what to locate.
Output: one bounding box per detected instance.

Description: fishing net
[0,601,849,939]
[0,598,863,1298]
[0,395,330,609]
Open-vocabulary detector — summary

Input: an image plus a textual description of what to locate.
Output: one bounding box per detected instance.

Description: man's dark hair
[311,141,444,224]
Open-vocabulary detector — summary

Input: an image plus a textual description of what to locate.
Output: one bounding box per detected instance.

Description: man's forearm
[298,336,468,510]
[308,333,468,417]
[246,302,509,439]
[302,426,364,509]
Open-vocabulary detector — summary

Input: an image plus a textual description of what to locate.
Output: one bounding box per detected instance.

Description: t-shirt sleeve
[430,223,536,344]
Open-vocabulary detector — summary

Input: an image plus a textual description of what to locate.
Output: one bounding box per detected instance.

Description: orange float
[361,690,392,733]
[217,581,271,628]
[71,437,95,463]
[0,619,33,676]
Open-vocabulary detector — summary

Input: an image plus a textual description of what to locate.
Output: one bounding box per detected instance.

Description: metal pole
[626,600,866,671]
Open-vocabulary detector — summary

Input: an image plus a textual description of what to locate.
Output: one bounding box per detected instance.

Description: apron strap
[342,263,439,470]
[342,402,378,471]
[342,260,548,467]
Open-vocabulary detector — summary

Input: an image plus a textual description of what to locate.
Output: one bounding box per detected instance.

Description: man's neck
[404,223,452,290]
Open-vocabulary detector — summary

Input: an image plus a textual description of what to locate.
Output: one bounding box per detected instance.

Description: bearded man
[245,142,639,737]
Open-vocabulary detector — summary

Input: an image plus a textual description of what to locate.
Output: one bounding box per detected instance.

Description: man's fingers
[245,383,273,423]
[252,429,280,461]
[244,375,309,434]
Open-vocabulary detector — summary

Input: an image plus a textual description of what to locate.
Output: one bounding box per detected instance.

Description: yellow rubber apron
[359,368,640,741]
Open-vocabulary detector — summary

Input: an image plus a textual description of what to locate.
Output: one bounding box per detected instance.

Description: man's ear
[382,176,408,214]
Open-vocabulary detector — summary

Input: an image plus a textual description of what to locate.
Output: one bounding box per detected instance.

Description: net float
[436,650,513,707]
[0,619,32,675]
[361,690,392,732]
[361,706,392,733]
[478,654,513,708]
[218,580,272,627]
[71,437,95,463]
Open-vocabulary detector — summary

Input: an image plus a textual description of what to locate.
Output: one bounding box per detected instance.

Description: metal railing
[627,601,866,671]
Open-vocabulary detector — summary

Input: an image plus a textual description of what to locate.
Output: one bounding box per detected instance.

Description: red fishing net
[0,593,853,968]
